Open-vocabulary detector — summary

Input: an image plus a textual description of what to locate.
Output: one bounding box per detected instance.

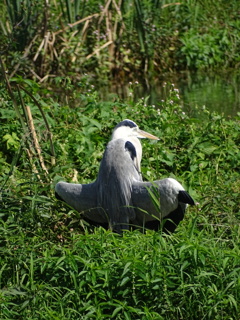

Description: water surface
[106,71,240,117]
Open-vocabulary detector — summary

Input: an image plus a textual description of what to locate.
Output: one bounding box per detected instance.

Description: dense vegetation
[0,0,240,319]
[0,76,239,318]
[1,0,240,82]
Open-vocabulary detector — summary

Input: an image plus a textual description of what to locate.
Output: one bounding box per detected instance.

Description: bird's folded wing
[55,180,159,223]
[55,179,194,226]
[55,181,108,223]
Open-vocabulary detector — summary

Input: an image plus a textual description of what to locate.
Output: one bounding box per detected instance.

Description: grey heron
[55,119,195,233]
[96,119,159,232]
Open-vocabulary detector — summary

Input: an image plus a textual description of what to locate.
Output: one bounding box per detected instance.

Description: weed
[1,0,240,80]
[0,75,239,318]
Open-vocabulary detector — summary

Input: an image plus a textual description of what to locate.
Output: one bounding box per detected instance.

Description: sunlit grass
[0,78,240,319]
[1,219,239,319]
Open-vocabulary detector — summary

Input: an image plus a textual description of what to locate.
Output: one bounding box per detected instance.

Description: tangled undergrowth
[0,77,239,319]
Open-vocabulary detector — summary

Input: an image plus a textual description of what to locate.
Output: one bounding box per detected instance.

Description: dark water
[106,71,240,117]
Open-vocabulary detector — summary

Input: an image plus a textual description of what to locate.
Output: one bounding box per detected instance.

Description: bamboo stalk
[19,85,56,165]
[86,40,113,60]
[98,0,112,26]
[106,11,115,67]
[72,20,89,62]
[33,37,45,62]
[162,3,181,9]
[113,0,126,36]
[54,13,100,35]
[81,19,90,41]
[26,148,44,184]
[25,105,49,174]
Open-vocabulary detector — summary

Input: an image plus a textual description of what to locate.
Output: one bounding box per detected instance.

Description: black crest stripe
[114,119,137,130]
[125,140,137,161]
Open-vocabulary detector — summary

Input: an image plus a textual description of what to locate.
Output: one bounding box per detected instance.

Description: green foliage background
[1,0,240,81]
[0,77,240,319]
[0,0,240,319]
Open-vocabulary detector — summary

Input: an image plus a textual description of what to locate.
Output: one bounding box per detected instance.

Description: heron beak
[137,129,159,140]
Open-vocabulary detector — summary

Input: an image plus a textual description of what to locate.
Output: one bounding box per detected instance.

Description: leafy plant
[0,71,239,319]
[1,0,240,81]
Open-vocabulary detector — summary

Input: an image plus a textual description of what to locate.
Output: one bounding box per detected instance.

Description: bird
[55,119,195,233]
[95,119,159,232]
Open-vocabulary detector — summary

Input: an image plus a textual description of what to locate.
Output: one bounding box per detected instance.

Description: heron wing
[131,178,195,232]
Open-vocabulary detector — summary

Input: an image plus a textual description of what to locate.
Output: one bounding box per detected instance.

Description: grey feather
[96,138,141,232]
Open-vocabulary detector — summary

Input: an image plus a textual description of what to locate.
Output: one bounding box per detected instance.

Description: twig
[86,40,113,60]
[33,37,46,62]
[54,13,100,35]
[25,105,49,174]
[19,85,56,164]
[26,148,44,184]
[162,2,181,8]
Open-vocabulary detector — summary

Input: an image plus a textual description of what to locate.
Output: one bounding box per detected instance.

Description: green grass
[0,78,240,319]
[0,222,239,319]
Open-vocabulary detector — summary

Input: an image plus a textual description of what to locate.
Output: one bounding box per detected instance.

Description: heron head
[111,119,159,141]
